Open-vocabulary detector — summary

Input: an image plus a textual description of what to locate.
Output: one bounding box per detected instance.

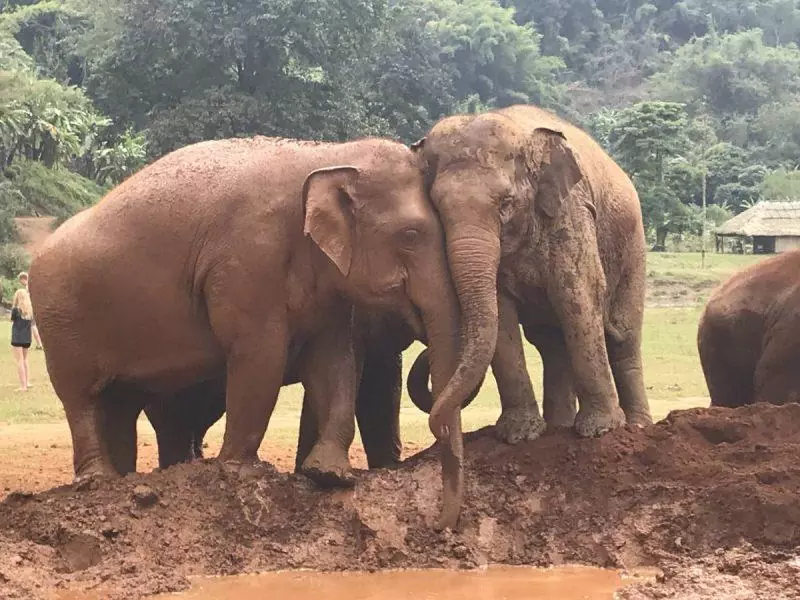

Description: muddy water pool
[154,565,657,599]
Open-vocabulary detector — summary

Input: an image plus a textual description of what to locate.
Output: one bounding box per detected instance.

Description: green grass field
[0,251,768,449]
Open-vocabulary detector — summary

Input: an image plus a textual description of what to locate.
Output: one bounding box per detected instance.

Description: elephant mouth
[400,301,426,341]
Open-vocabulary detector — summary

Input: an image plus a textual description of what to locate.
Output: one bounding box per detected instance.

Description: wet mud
[153,565,651,600]
[2,404,800,599]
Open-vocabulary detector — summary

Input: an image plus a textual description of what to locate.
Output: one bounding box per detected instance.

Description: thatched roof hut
[715,201,800,254]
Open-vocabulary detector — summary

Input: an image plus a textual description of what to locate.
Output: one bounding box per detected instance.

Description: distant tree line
[3,0,800,249]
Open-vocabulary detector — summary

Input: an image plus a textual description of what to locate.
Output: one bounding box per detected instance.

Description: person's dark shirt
[11,308,32,346]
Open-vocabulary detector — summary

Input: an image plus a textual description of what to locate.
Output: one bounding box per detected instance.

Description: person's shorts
[11,342,31,349]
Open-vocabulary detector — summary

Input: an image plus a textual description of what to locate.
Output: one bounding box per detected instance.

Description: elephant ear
[302,166,361,276]
[531,127,583,219]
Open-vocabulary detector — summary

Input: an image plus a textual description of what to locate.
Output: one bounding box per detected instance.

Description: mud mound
[620,546,800,599]
[2,404,800,599]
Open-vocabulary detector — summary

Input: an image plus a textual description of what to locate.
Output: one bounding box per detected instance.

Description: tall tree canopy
[4,0,800,249]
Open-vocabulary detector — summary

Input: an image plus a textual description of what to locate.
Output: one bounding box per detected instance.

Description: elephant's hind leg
[754,333,800,406]
[607,331,652,427]
[698,312,755,408]
[57,380,117,480]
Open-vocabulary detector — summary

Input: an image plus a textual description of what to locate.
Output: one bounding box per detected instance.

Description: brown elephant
[698,249,800,408]
[29,136,487,490]
[410,105,653,527]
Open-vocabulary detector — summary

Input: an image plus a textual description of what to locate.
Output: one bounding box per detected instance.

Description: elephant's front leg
[297,310,359,487]
[493,292,547,444]
[551,262,625,438]
[355,347,403,468]
[214,310,289,464]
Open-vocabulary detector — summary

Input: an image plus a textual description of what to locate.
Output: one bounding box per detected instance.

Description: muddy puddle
[152,566,656,600]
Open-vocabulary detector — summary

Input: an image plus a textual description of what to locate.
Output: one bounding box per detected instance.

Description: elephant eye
[403,228,419,244]
[399,227,421,249]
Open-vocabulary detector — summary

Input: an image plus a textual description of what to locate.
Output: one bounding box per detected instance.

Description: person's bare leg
[22,347,30,388]
[12,347,26,391]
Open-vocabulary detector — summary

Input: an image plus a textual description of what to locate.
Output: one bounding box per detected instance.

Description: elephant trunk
[427,223,501,530]
[406,348,484,415]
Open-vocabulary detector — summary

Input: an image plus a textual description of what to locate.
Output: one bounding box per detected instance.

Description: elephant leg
[57,384,115,480]
[355,348,402,468]
[528,328,577,428]
[754,334,800,405]
[607,331,652,427]
[552,259,625,438]
[297,309,358,487]
[294,390,318,473]
[214,310,289,464]
[188,381,226,460]
[102,387,146,475]
[493,292,547,444]
[144,397,195,469]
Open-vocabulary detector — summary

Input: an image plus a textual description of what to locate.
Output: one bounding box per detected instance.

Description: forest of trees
[3,0,800,256]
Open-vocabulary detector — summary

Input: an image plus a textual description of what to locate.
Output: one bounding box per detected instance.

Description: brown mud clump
[2,404,800,599]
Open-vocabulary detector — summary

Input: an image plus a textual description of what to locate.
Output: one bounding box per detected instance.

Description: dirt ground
[2,404,800,599]
[0,421,388,503]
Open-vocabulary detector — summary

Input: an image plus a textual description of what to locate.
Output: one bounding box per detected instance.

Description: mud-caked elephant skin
[29,136,486,494]
[698,248,800,408]
[409,104,654,529]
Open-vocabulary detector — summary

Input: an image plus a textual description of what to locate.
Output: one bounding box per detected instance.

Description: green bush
[0,180,24,244]
[0,277,19,307]
[3,160,105,219]
[0,244,31,280]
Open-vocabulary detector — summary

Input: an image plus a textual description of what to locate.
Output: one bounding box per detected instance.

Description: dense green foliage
[3,0,800,248]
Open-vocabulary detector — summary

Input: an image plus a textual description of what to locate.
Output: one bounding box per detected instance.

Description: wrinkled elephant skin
[409,105,654,528]
[698,248,800,408]
[29,136,469,494]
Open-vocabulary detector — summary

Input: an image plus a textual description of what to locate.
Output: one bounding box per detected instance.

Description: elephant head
[410,112,585,525]
[302,141,493,528]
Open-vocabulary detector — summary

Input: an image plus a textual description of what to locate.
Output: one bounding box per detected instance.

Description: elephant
[147,311,482,474]
[29,136,487,491]
[143,378,226,468]
[698,249,800,408]
[142,313,413,472]
[409,105,653,528]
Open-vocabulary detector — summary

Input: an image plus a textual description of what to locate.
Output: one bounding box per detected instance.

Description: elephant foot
[300,443,355,489]
[494,407,547,444]
[625,408,653,429]
[72,468,115,491]
[574,405,626,438]
[220,459,274,479]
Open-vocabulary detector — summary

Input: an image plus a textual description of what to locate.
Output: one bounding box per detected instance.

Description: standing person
[17,272,43,349]
[10,273,34,391]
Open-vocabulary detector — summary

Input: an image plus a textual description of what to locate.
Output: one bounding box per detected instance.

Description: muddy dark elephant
[698,249,800,408]
[143,378,226,468]
[408,105,653,527]
[29,136,487,491]
[144,314,413,472]
[148,311,482,474]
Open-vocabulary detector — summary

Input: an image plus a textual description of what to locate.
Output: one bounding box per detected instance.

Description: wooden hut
[714,201,800,254]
